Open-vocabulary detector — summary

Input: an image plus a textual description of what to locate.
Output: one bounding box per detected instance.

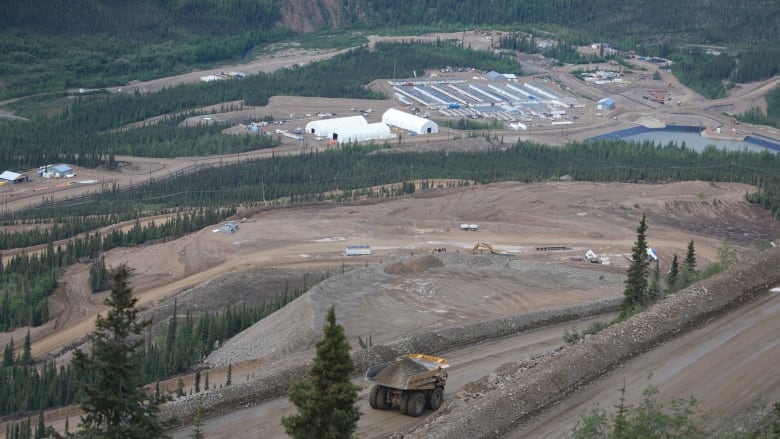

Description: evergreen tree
[621,214,650,318]
[648,260,662,302]
[684,240,697,275]
[72,264,171,439]
[3,337,14,367]
[22,329,33,366]
[282,305,361,439]
[667,254,680,291]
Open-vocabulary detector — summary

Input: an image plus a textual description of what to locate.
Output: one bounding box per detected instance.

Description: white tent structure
[305,116,367,139]
[335,122,393,144]
[382,108,439,134]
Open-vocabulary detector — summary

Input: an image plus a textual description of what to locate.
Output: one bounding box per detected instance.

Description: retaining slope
[400,247,780,439]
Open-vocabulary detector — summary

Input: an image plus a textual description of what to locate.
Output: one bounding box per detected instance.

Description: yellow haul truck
[365,354,449,417]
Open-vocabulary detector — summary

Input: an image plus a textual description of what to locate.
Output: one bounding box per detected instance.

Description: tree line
[0,271,315,419]
[0,208,234,332]
[3,138,779,332]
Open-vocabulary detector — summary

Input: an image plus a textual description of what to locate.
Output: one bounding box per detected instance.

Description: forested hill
[349,0,780,46]
[0,0,281,38]
[2,0,778,46]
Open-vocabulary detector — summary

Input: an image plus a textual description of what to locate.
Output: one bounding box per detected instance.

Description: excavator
[472,242,513,256]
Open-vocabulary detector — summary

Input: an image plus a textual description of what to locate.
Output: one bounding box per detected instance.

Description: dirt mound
[384,254,445,275]
[205,253,625,367]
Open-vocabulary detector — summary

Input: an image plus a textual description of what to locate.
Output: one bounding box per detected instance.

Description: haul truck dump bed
[365,354,449,417]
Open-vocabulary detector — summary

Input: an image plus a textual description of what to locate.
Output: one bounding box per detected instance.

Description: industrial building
[305,115,368,139]
[0,170,29,184]
[38,163,75,178]
[333,122,393,143]
[304,115,394,144]
[382,108,439,134]
[597,98,616,110]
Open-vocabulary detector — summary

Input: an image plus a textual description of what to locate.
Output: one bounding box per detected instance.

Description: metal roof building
[381,108,439,134]
[0,171,29,183]
[597,97,616,110]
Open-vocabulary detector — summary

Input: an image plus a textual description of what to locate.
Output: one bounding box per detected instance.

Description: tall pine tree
[72,264,170,439]
[684,240,698,275]
[621,214,650,318]
[282,305,361,439]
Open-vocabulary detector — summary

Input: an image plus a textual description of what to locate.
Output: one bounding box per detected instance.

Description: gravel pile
[372,357,430,389]
[397,247,780,439]
[164,253,628,426]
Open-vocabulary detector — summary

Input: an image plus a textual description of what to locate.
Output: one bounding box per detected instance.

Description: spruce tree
[72,264,170,439]
[621,214,650,317]
[22,329,32,366]
[684,240,697,275]
[667,254,680,291]
[282,305,361,439]
[648,260,662,302]
[3,337,14,367]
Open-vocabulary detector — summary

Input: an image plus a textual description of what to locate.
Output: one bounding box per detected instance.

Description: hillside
[4,0,776,44]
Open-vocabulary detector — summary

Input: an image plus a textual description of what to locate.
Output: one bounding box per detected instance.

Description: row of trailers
[392,79,583,126]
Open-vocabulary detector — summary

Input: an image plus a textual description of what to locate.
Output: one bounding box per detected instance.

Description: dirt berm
[398,247,780,439]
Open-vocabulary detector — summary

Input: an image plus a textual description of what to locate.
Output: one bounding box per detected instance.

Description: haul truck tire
[406,391,427,417]
[369,385,391,410]
[399,392,410,415]
[369,385,380,409]
[428,386,444,410]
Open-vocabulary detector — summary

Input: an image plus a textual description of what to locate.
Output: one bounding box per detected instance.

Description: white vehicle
[585,249,600,263]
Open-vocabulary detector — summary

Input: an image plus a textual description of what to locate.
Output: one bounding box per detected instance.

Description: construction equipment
[366,354,449,417]
[647,247,659,262]
[473,242,495,254]
[585,249,600,263]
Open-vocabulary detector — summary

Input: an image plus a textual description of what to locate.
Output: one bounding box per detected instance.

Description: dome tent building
[382,108,438,135]
[333,122,393,144]
[305,116,368,139]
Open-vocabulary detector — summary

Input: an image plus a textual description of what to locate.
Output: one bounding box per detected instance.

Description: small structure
[596,98,616,110]
[0,171,29,184]
[345,245,372,256]
[39,164,75,178]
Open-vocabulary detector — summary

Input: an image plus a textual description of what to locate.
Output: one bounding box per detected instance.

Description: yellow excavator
[472,242,513,256]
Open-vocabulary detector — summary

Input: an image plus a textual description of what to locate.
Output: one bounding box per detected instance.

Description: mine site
[2,31,780,439]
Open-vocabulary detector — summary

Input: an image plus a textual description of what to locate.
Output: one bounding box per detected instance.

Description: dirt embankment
[400,248,780,439]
